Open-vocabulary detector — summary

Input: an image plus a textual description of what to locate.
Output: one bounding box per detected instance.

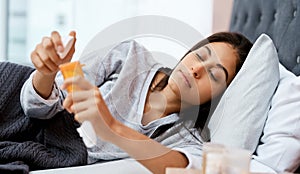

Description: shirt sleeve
[156,123,204,170]
[79,40,141,87]
[20,71,65,119]
[173,128,203,170]
[173,147,203,170]
[20,40,138,119]
[250,158,276,173]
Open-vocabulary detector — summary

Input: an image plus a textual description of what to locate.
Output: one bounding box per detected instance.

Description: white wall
[0,0,7,61]
[8,0,28,64]
[212,0,233,33]
[26,0,213,64]
[74,0,212,61]
[26,0,75,63]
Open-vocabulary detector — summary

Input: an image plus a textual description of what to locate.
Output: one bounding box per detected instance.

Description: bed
[0,0,298,173]
[31,0,299,173]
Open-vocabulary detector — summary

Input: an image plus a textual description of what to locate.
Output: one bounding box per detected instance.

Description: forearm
[109,123,188,174]
[33,71,57,99]
[20,72,65,119]
[139,150,188,174]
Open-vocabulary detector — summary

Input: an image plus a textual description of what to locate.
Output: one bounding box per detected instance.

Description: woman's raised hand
[31,31,76,76]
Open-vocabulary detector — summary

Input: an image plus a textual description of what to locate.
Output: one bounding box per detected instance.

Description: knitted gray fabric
[0,62,87,173]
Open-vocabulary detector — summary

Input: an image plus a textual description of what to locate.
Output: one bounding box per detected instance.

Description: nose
[191,63,206,79]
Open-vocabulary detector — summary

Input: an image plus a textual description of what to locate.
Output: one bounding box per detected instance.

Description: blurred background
[0,0,233,66]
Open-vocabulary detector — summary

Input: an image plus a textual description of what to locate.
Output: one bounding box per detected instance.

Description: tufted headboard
[229,0,300,76]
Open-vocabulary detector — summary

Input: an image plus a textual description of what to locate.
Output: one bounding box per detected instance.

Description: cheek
[167,75,181,94]
[183,78,212,105]
[196,82,213,104]
[191,79,225,105]
[210,82,226,98]
[177,57,192,70]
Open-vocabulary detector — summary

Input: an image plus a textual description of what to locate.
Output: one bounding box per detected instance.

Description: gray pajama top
[20,40,203,169]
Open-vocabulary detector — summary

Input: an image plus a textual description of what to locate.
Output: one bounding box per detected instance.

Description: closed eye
[208,69,218,82]
[194,52,218,81]
[209,67,228,83]
[195,53,204,61]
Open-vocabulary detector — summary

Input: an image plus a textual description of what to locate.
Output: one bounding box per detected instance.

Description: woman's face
[169,42,238,106]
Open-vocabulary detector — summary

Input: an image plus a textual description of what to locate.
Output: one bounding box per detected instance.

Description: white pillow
[201,34,280,153]
[251,64,300,173]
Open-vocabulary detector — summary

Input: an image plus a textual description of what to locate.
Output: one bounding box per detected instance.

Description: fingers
[63,90,91,110]
[31,36,61,75]
[62,31,77,62]
[63,89,101,118]
[61,76,96,112]
[51,30,77,60]
[37,39,59,71]
[63,94,73,113]
[64,42,76,62]
[61,76,94,91]
[63,90,89,114]
[69,30,76,38]
[31,31,77,75]
[42,37,62,64]
[74,108,98,124]
[67,93,96,114]
[31,51,53,74]
[61,77,102,116]
[51,31,63,53]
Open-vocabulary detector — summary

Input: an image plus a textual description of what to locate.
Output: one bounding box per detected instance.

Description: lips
[179,70,191,88]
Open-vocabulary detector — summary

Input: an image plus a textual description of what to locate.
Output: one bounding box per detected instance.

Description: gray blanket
[0,62,87,173]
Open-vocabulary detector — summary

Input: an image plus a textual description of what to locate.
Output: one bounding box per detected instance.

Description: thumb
[69,31,76,38]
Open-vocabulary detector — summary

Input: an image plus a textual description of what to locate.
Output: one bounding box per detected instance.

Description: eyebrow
[216,64,229,82]
[197,46,229,82]
[204,46,212,56]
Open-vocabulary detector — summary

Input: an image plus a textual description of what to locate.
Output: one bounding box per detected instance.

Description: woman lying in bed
[20,31,252,173]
